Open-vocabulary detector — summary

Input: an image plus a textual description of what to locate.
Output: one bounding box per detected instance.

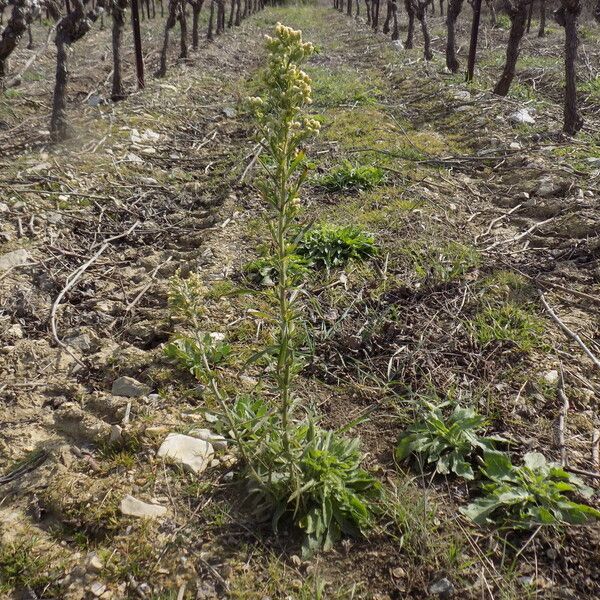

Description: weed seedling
[298,223,378,272]
[396,399,505,480]
[315,161,385,192]
[463,451,600,528]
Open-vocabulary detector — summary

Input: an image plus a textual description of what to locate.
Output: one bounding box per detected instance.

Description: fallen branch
[484,217,555,251]
[474,203,523,243]
[539,291,600,370]
[125,255,172,313]
[557,366,569,467]
[564,466,600,481]
[240,143,262,183]
[50,222,140,357]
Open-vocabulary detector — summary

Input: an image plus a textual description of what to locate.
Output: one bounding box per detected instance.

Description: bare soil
[0,3,599,599]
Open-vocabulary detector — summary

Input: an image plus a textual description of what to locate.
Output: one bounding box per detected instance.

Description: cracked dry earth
[1,3,600,600]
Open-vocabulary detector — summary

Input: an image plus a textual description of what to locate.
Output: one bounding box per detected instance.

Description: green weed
[244,253,310,286]
[227,396,383,557]
[307,65,381,107]
[0,538,64,595]
[463,451,600,528]
[471,302,545,351]
[164,333,231,381]
[315,161,385,192]
[396,399,505,480]
[297,223,378,271]
[401,241,480,283]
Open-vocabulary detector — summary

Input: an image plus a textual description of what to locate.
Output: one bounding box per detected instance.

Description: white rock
[536,177,560,198]
[429,577,455,596]
[120,495,167,518]
[157,433,214,474]
[0,249,31,271]
[509,142,521,150]
[86,552,103,573]
[453,90,471,101]
[509,108,535,125]
[89,582,107,597]
[141,129,160,142]
[189,428,228,450]
[7,323,23,339]
[544,370,559,385]
[0,202,8,212]
[112,376,151,398]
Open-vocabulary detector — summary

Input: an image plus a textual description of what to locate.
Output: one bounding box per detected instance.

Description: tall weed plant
[244,24,381,555]
[166,25,382,556]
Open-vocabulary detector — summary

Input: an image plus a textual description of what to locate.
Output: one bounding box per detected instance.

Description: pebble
[112,376,151,398]
[509,108,535,125]
[0,248,31,271]
[157,433,214,474]
[120,494,167,519]
[188,428,228,450]
[544,370,559,385]
[429,577,455,597]
[89,581,107,597]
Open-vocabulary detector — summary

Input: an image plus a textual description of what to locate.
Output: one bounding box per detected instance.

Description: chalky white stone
[157,433,214,474]
[120,495,167,519]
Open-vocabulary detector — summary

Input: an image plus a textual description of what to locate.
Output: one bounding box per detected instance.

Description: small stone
[157,433,214,474]
[239,375,258,388]
[87,94,104,107]
[509,108,535,125]
[120,494,167,518]
[112,376,151,398]
[65,333,95,353]
[86,552,103,573]
[391,566,406,579]
[452,90,471,101]
[0,249,31,271]
[429,577,455,597]
[291,579,303,590]
[536,177,562,198]
[546,548,558,560]
[509,142,521,150]
[89,581,107,597]
[544,370,559,385]
[222,107,237,118]
[188,428,228,450]
[109,424,123,444]
[0,202,9,212]
[7,323,24,339]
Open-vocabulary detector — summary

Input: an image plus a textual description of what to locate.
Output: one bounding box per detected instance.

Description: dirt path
[1,4,599,599]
